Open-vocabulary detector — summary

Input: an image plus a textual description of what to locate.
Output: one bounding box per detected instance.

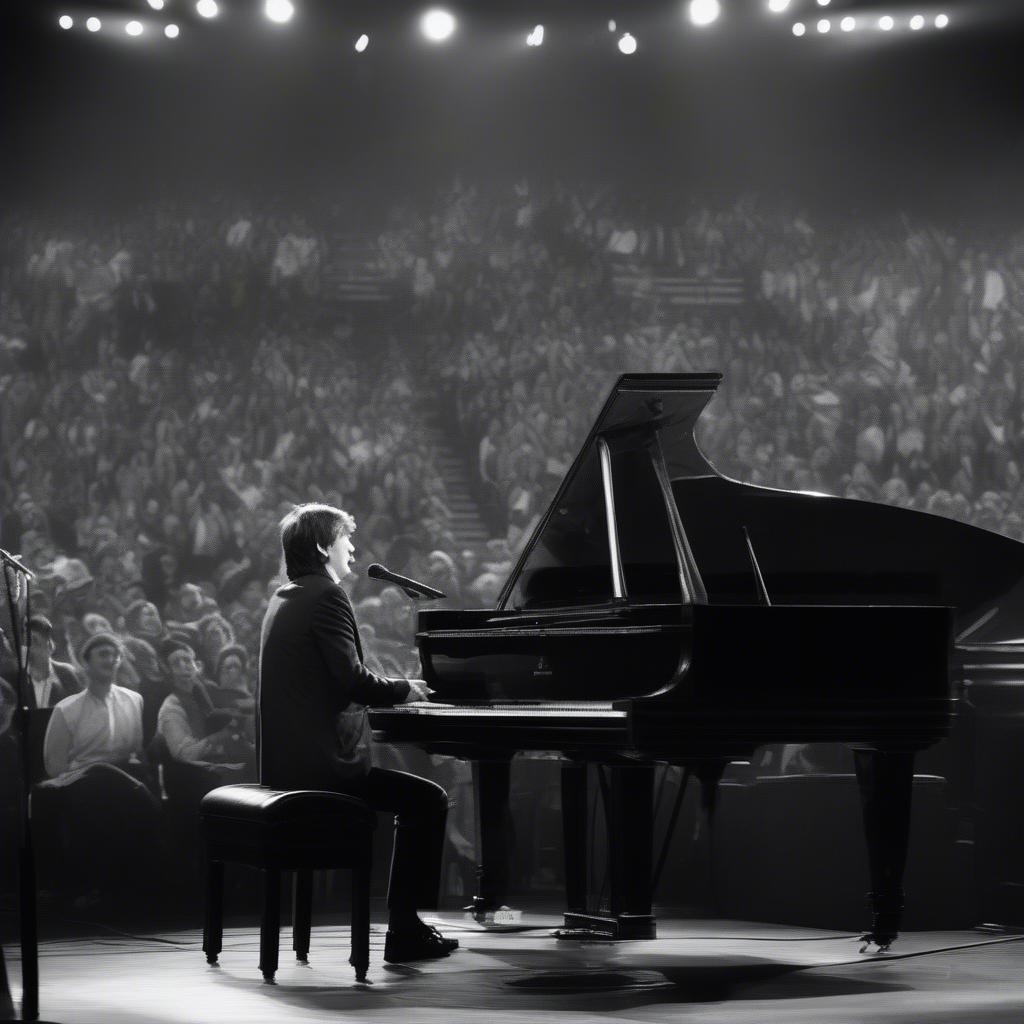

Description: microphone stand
[0,551,57,1023]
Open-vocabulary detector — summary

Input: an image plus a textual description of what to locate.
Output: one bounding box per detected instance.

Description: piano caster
[463,897,494,924]
[859,935,893,955]
[464,901,522,926]
[859,893,902,953]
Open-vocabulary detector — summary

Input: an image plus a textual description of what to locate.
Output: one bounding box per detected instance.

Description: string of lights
[52,0,953,49]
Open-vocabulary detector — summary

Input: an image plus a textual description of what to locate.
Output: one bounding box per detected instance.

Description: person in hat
[42,633,145,778]
[259,502,458,965]
[35,633,160,910]
[25,615,81,710]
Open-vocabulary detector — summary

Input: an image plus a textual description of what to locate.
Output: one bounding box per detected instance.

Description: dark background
[3,0,1024,219]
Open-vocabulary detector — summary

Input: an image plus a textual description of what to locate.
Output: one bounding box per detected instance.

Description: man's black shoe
[383,923,459,964]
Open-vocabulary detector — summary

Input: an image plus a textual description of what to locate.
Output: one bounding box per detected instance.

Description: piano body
[370,373,1024,946]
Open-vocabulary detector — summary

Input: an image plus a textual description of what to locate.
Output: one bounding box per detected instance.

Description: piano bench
[199,784,376,982]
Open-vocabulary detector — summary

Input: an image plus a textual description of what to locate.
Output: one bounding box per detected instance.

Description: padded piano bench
[199,784,376,982]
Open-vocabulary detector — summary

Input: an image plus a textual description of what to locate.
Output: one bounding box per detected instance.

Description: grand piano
[369,373,1024,948]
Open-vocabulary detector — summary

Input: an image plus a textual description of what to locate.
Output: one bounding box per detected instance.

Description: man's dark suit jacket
[20,660,82,710]
[257,571,410,791]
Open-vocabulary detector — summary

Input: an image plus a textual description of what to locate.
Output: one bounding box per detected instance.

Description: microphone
[0,549,34,579]
[367,563,445,601]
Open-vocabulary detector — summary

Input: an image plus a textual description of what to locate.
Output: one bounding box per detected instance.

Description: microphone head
[367,563,387,579]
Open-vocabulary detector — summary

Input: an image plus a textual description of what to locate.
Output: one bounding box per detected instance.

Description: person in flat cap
[42,633,144,778]
[36,632,159,911]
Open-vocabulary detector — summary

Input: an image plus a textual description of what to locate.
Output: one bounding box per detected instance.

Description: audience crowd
[1,180,1022,913]
[383,183,1024,544]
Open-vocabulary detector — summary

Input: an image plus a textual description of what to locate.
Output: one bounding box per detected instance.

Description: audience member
[25,615,81,709]
[36,633,159,911]
[42,633,146,778]
[156,637,254,769]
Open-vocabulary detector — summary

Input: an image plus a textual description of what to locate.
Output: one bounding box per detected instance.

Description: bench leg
[260,869,281,982]
[349,847,372,982]
[203,860,224,966]
[292,870,313,963]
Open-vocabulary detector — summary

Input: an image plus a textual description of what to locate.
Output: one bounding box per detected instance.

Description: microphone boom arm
[367,563,446,600]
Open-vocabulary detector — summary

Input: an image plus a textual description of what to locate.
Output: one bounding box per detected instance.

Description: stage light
[768,0,790,13]
[792,21,805,35]
[840,16,855,31]
[355,33,369,51]
[618,31,637,53]
[688,0,720,28]
[910,14,924,30]
[817,18,830,33]
[608,19,616,31]
[165,23,180,37]
[527,24,544,46]
[86,16,101,30]
[421,8,456,41]
[935,13,948,28]
[147,0,164,10]
[816,0,830,6]
[126,19,143,35]
[58,14,73,29]
[878,15,894,30]
[265,0,294,24]
[197,0,218,19]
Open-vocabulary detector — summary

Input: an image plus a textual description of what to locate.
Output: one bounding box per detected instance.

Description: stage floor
[4,912,1024,1023]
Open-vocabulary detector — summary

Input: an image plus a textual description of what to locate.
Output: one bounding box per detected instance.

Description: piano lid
[499,374,720,611]
[497,371,1024,644]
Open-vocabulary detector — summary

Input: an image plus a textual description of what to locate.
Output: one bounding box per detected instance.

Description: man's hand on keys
[403,679,434,703]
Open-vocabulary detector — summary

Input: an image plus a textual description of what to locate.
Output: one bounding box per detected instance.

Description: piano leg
[853,747,915,949]
[561,764,657,939]
[466,758,513,917]
[561,761,588,916]
[609,765,656,936]
[693,760,727,916]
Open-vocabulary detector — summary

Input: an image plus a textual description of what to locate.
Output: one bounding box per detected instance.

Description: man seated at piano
[258,503,458,965]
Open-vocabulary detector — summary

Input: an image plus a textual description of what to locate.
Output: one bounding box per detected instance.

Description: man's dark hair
[279,503,355,581]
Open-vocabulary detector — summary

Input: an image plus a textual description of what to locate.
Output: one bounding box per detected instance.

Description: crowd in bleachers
[1,180,1023,912]
[381,182,1024,544]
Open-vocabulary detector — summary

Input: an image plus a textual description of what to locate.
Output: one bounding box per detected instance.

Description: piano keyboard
[391,702,626,719]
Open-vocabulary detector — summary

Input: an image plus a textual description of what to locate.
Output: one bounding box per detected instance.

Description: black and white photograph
[2,0,1024,1020]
